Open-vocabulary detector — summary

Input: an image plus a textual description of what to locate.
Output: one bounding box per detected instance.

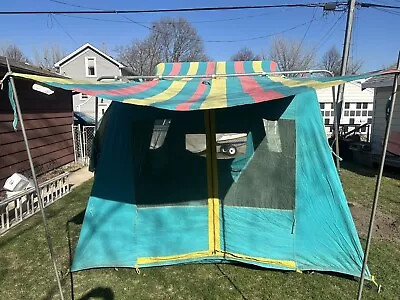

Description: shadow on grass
[215,264,248,300]
[341,161,400,180]
[66,209,86,300]
[78,287,114,300]
[0,206,65,250]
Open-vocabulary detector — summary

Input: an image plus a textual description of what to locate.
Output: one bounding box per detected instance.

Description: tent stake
[357,51,400,299]
[6,58,65,300]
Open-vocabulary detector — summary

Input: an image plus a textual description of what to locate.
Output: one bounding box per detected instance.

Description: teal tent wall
[71,90,370,280]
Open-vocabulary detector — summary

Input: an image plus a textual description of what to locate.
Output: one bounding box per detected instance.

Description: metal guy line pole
[357,51,400,299]
[6,59,65,300]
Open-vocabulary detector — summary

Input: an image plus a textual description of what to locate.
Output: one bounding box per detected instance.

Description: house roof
[362,73,400,89]
[54,43,124,68]
[0,56,65,78]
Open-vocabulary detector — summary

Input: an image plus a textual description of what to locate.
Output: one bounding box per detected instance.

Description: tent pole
[331,85,340,170]
[357,51,400,300]
[94,96,99,130]
[6,59,65,300]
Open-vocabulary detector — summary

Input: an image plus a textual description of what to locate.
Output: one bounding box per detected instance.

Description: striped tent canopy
[8,61,399,111]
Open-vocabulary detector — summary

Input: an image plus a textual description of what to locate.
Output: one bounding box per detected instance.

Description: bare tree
[1,44,29,62]
[320,46,363,75]
[231,47,261,61]
[117,17,209,76]
[267,36,316,71]
[33,44,66,70]
[116,37,162,76]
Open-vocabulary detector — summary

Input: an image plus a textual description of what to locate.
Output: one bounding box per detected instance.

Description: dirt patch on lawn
[349,202,400,242]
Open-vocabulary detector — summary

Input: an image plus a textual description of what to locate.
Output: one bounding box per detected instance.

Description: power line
[50,14,79,45]
[312,12,347,51]
[119,12,322,43]
[372,7,400,16]
[0,3,346,15]
[50,0,281,24]
[50,0,318,43]
[57,10,278,24]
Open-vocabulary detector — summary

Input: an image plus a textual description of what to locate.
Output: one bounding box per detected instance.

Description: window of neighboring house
[345,103,350,109]
[344,110,349,116]
[362,111,367,116]
[349,118,355,124]
[320,103,325,109]
[368,111,373,116]
[356,103,361,109]
[85,57,97,77]
[81,93,89,101]
[324,119,330,125]
[102,109,105,115]
[356,111,361,116]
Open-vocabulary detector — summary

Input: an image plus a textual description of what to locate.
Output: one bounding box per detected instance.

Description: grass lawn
[0,163,399,300]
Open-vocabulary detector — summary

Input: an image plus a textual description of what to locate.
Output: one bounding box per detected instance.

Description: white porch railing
[0,172,70,235]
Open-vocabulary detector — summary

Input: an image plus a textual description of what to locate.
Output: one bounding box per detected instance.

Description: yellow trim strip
[209,110,220,252]
[137,250,296,270]
[205,110,220,253]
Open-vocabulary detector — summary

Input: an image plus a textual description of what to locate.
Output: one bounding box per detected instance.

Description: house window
[102,109,105,115]
[362,103,368,109]
[349,118,355,124]
[362,111,367,116]
[368,118,372,124]
[350,110,355,116]
[345,103,350,109]
[356,103,361,109]
[356,111,361,116]
[320,103,325,109]
[368,111,373,116]
[85,57,97,77]
[324,119,330,125]
[81,93,89,100]
[344,111,349,116]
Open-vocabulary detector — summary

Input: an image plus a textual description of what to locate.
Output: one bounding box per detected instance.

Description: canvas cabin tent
[6,61,397,283]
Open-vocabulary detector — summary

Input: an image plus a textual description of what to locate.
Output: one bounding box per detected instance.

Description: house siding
[59,48,121,119]
[0,78,74,186]
[316,81,374,136]
[370,86,400,154]
[59,48,121,80]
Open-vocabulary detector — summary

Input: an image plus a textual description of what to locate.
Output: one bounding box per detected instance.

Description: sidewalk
[69,167,94,189]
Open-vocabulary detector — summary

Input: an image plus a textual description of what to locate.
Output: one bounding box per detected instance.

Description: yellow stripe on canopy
[124,80,187,106]
[252,61,264,73]
[201,78,227,109]
[12,73,108,85]
[268,75,346,90]
[155,63,165,76]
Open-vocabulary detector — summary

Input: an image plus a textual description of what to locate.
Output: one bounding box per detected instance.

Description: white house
[316,80,375,137]
[54,43,134,120]
[362,74,400,166]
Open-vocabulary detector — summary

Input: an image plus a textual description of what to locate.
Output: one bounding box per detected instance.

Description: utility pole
[334,0,357,169]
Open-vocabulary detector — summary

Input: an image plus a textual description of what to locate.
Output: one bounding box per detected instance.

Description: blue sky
[0,0,399,71]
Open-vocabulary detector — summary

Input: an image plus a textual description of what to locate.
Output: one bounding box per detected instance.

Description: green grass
[0,163,399,300]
